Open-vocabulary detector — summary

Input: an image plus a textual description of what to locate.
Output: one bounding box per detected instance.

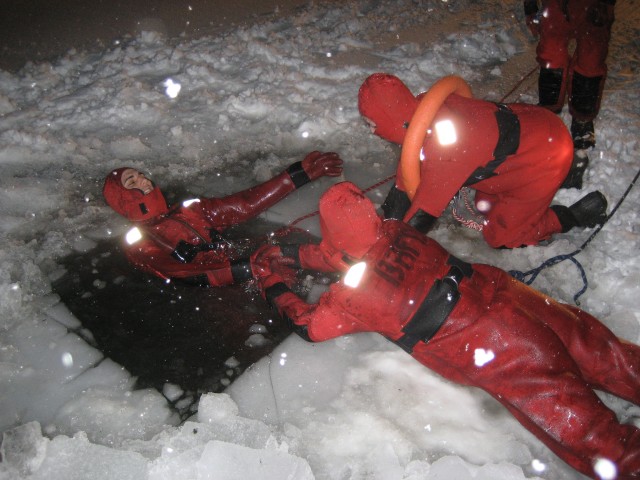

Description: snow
[1,0,639,479]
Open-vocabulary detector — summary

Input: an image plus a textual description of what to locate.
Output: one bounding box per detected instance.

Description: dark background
[0,0,312,72]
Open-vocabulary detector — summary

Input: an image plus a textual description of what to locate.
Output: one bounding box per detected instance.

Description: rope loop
[508,251,588,304]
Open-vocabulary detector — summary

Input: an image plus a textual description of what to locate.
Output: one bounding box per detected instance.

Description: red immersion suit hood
[103,167,168,222]
[319,182,383,260]
[358,73,419,145]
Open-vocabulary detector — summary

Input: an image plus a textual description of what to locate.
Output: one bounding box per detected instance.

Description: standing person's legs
[568,10,613,147]
[536,0,572,111]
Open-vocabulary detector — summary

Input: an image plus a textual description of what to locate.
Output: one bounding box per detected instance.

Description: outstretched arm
[251,244,352,341]
[260,275,352,343]
[383,185,438,234]
[263,281,317,341]
[202,151,343,229]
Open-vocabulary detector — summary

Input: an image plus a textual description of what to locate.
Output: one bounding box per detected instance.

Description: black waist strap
[394,255,473,354]
[464,103,520,186]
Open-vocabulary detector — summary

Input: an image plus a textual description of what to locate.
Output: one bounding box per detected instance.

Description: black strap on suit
[394,255,473,354]
[464,103,520,186]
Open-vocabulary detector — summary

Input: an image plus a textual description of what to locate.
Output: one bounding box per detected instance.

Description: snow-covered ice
[1,0,639,479]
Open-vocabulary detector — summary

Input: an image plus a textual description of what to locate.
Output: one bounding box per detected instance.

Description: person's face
[363,117,377,134]
[121,168,154,194]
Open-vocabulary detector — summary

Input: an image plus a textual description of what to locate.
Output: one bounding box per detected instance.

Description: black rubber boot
[538,68,565,113]
[569,191,608,228]
[550,205,577,233]
[570,72,603,118]
[571,119,596,150]
[569,72,603,149]
[551,191,608,232]
[561,149,590,190]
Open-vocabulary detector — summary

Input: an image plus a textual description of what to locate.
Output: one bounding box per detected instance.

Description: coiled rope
[509,165,640,304]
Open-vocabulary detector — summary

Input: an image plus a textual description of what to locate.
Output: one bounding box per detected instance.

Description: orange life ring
[400,75,473,199]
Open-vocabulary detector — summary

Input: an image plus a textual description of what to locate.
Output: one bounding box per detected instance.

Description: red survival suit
[102,151,342,286]
[255,181,640,479]
[525,0,614,123]
[358,73,574,249]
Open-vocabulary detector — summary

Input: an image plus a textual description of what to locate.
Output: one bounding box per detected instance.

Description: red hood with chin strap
[318,182,383,261]
[103,167,168,222]
[358,73,419,145]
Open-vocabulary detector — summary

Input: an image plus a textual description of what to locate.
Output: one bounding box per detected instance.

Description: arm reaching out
[203,151,343,228]
[251,243,346,341]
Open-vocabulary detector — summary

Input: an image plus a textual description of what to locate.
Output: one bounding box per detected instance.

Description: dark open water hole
[52,220,314,418]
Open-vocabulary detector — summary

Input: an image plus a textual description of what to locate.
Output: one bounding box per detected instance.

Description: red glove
[250,245,297,289]
[251,245,278,279]
[301,151,343,181]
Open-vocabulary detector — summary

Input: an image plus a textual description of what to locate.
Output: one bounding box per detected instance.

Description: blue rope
[508,250,587,305]
[508,165,640,305]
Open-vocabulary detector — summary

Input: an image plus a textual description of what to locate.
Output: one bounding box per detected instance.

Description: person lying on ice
[357,72,608,249]
[102,151,343,286]
[251,181,640,480]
